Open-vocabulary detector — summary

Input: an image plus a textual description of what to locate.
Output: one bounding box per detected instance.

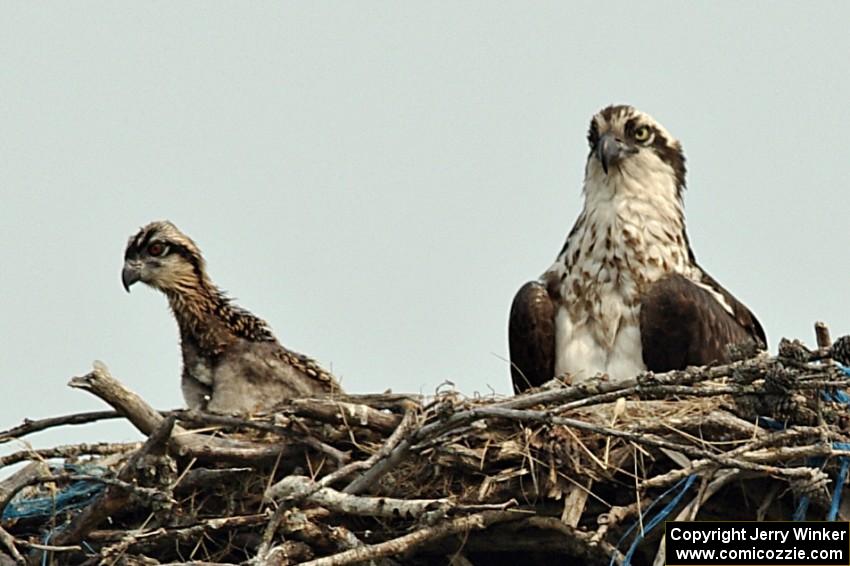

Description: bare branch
[0,410,121,445]
[295,510,523,566]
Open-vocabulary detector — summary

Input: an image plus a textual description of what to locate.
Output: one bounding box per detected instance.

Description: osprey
[509,105,765,393]
[122,221,341,413]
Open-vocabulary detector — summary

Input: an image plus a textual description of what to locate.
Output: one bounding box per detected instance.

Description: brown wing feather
[640,273,766,372]
[697,270,766,347]
[276,347,341,393]
[509,281,556,393]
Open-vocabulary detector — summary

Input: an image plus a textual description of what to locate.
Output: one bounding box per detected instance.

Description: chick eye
[147,242,166,256]
[634,125,651,142]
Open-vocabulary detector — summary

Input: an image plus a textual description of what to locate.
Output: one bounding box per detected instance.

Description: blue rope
[41,531,52,566]
[793,495,811,521]
[757,416,786,430]
[609,474,697,566]
[795,444,849,522]
[794,366,850,521]
[824,368,850,521]
[828,453,850,521]
[821,387,850,403]
[2,463,106,521]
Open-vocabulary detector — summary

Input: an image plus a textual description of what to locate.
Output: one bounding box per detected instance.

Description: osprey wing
[206,341,340,413]
[640,273,765,373]
[508,281,557,393]
[275,346,341,394]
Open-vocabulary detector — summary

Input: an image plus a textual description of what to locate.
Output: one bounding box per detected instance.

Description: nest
[2,333,850,566]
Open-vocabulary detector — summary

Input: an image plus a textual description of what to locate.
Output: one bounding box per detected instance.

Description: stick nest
[2,335,850,566]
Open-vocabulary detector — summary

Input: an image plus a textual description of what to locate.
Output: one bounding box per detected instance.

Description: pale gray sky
[1,2,848,449]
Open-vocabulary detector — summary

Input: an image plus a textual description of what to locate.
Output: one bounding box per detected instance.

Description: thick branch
[286,399,402,433]
[295,510,522,566]
[68,362,299,463]
[267,475,513,520]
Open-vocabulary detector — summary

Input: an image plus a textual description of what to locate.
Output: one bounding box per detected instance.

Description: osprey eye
[147,243,166,256]
[634,126,651,142]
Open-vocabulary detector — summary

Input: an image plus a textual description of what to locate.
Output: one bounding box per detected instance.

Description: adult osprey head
[509,105,765,393]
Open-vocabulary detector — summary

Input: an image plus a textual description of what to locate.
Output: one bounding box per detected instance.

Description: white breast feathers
[549,157,692,383]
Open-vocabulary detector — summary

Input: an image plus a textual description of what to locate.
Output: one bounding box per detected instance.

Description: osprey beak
[596,133,634,174]
[122,263,142,292]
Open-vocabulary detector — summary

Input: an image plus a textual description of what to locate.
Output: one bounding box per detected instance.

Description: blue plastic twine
[610,474,697,566]
[797,366,850,521]
[2,463,106,522]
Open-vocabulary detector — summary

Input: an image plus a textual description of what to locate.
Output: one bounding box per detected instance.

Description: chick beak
[122,263,142,292]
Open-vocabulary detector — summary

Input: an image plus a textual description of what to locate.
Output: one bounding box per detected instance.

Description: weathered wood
[52,416,176,546]
[68,362,299,463]
[287,398,402,433]
[295,511,523,566]
[2,333,848,565]
[0,410,121,445]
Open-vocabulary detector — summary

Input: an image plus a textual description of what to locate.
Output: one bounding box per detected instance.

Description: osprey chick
[509,105,765,393]
[123,221,341,413]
